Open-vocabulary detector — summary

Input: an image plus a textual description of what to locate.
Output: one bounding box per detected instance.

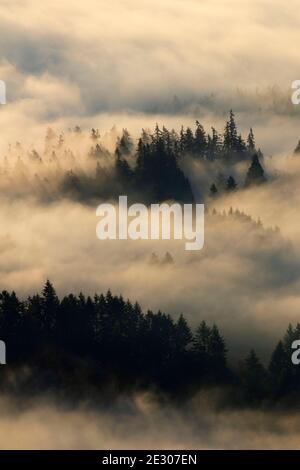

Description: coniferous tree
[226,175,237,191]
[134,125,194,203]
[245,154,267,187]
[2,281,300,403]
[115,150,133,190]
[294,140,300,154]
[193,321,211,356]
[175,314,192,352]
[247,128,255,155]
[91,128,100,141]
[223,110,238,160]
[184,127,194,154]
[116,129,133,157]
[194,121,207,157]
[210,183,218,197]
[236,134,247,157]
[240,350,268,404]
[269,340,291,398]
[207,127,222,161]
[41,280,59,337]
[208,324,227,367]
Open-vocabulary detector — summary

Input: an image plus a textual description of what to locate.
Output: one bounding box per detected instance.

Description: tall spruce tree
[245,154,266,187]
[247,128,255,154]
[240,350,268,403]
[194,121,207,157]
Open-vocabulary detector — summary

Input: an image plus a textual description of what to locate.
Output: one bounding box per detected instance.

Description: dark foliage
[245,154,267,187]
[0,282,299,407]
[50,112,265,203]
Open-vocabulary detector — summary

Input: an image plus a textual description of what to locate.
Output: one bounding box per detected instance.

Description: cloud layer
[0,0,300,153]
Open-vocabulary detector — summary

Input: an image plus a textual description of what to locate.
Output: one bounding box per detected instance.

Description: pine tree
[247,128,255,154]
[208,324,227,368]
[226,175,237,191]
[223,110,238,158]
[228,110,238,145]
[116,129,133,156]
[91,128,100,141]
[115,152,133,182]
[184,127,194,154]
[210,183,218,197]
[236,134,247,157]
[269,340,291,397]
[175,314,192,353]
[245,154,266,187]
[207,127,222,160]
[41,280,59,336]
[240,350,268,403]
[193,321,211,355]
[194,121,207,157]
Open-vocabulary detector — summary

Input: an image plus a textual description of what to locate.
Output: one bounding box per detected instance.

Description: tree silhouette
[245,154,267,187]
[210,183,218,197]
[247,128,255,154]
[240,350,268,404]
[294,140,300,154]
[41,280,59,337]
[226,176,237,191]
[0,282,297,406]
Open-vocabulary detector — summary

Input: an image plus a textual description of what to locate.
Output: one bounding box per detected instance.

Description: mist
[0,0,300,450]
[0,392,299,449]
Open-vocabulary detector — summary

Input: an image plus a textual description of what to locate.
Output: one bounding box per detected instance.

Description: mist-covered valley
[1,0,300,450]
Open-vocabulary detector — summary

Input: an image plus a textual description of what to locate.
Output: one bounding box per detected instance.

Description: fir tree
[269,340,291,398]
[194,121,207,157]
[116,129,133,157]
[226,175,237,191]
[210,183,218,197]
[240,350,268,403]
[41,280,59,336]
[247,128,255,154]
[245,154,267,187]
[207,127,222,160]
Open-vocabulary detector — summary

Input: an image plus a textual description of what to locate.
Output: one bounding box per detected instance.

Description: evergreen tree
[194,121,207,157]
[207,127,222,161]
[223,110,238,159]
[210,183,218,197]
[134,126,194,203]
[0,291,23,360]
[269,340,291,398]
[226,175,237,191]
[247,128,255,154]
[41,280,59,337]
[193,321,211,356]
[240,350,268,403]
[184,127,194,154]
[116,129,133,157]
[294,140,300,154]
[90,128,100,141]
[175,314,193,353]
[245,154,267,187]
[236,134,247,157]
[208,324,227,370]
[115,151,133,187]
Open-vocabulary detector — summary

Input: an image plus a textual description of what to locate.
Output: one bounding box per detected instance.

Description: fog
[0,174,296,362]
[0,0,300,450]
[0,393,299,449]
[0,0,300,154]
